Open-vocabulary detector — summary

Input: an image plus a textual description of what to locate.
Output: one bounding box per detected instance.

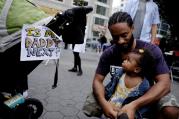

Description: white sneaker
[23,90,28,98]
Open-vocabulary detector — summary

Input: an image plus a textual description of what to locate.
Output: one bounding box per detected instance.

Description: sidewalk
[28,49,101,119]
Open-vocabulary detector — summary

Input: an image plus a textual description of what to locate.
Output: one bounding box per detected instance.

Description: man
[98,34,107,52]
[123,0,160,44]
[92,12,179,119]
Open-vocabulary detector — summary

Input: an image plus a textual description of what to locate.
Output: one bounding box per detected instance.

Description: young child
[102,48,155,119]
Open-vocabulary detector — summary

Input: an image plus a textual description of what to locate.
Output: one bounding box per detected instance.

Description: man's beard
[116,35,134,53]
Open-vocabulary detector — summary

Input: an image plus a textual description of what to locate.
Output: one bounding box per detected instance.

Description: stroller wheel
[23,98,43,119]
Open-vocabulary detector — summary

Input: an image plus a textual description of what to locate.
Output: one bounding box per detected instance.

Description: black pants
[73,52,82,72]
[71,44,82,72]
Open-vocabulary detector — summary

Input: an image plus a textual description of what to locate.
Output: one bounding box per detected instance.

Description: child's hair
[131,48,155,77]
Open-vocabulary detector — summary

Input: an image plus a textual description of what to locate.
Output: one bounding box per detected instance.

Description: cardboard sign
[20,25,62,61]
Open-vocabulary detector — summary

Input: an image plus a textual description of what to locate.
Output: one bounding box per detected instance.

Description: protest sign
[20,25,62,61]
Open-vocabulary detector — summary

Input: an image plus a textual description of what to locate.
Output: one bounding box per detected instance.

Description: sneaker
[23,90,28,98]
[68,68,77,72]
[77,71,83,76]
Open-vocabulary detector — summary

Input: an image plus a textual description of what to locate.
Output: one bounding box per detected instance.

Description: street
[28,49,179,119]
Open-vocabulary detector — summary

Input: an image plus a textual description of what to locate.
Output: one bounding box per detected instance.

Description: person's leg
[64,43,68,49]
[74,52,78,69]
[157,93,179,119]
[74,52,82,76]
[68,51,77,72]
[160,106,179,119]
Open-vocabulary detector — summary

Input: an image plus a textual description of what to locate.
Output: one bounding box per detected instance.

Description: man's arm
[151,24,158,44]
[93,73,118,119]
[133,73,170,106]
[121,73,171,119]
[151,2,160,45]
[92,74,106,104]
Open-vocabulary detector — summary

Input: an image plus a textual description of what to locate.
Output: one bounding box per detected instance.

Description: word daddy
[21,25,61,61]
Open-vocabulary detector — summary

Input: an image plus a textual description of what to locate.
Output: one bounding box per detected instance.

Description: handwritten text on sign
[21,25,61,61]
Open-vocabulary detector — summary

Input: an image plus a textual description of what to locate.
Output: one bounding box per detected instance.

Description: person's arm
[151,24,158,44]
[93,73,118,119]
[151,2,160,44]
[92,74,106,105]
[132,73,170,106]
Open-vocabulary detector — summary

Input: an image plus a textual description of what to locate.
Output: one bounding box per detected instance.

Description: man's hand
[102,101,119,119]
[151,37,160,45]
[120,102,137,119]
[93,73,119,119]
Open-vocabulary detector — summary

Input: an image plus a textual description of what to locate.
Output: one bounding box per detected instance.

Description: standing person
[65,7,93,76]
[98,34,107,52]
[101,48,155,119]
[92,12,179,119]
[123,0,160,44]
[68,43,85,76]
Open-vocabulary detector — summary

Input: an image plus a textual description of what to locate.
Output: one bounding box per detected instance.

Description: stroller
[0,92,43,119]
[0,1,93,118]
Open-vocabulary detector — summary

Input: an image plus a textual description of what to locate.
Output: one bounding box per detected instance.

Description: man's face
[109,23,134,52]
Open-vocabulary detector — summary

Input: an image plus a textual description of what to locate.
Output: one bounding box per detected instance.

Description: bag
[82,66,123,117]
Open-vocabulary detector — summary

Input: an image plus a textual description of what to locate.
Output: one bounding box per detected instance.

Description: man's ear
[134,67,141,73]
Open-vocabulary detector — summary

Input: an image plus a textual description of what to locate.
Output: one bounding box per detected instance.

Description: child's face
[122,52,140,73]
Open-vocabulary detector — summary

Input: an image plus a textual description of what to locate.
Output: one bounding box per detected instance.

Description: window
[97,0,107,4]
[95,17,105,25]
[73,0,88,6]
[93,31,100,37]
[96,5,106,16]
[93,38,97,41]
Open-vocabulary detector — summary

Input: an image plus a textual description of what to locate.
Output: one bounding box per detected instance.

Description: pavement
[28,49,179,119]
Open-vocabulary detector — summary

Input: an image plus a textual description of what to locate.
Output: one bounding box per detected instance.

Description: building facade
[112,0,128,13]
[34,0,113,45]
[89,0,113,42]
